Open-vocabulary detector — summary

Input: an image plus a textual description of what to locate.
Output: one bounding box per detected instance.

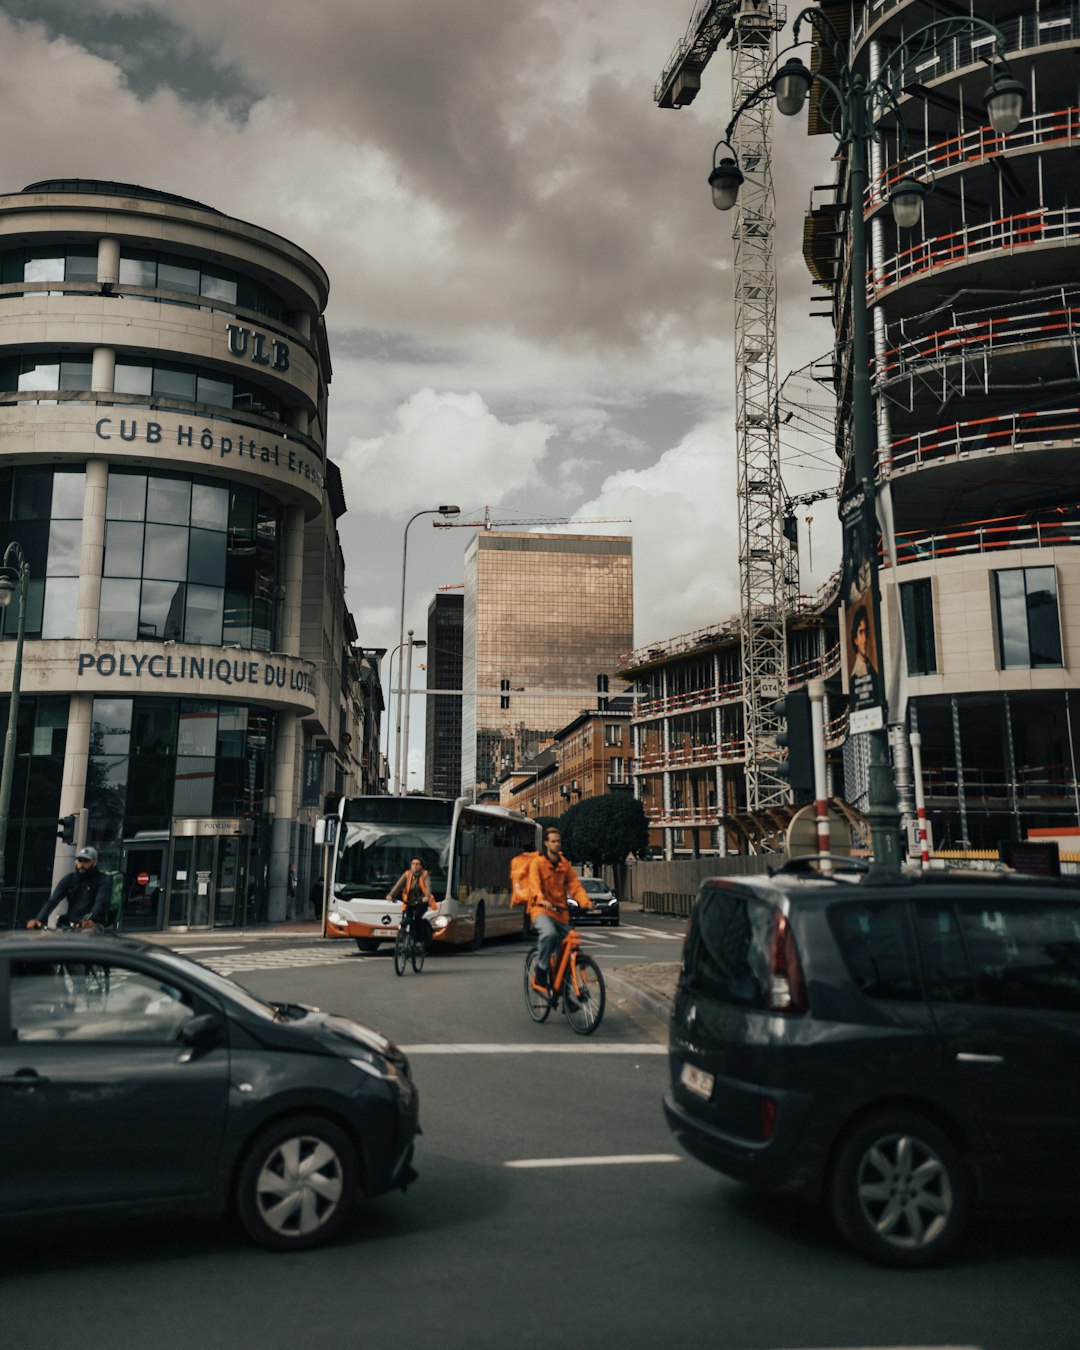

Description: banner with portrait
[841,487,883,732]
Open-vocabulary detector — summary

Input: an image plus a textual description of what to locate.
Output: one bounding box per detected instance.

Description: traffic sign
[786,804,852,858]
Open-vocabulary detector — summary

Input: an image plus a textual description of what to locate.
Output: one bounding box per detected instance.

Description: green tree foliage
[558,794,648,897]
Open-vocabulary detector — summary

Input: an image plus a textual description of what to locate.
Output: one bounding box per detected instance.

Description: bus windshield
[333,798,454,901]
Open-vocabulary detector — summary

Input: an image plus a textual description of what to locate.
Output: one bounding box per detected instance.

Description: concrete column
[90,347,115,393]
[52,693,94,890]
[268,710,298,922]
[265,505,306,921]
[97,237,120,288]
[76,459,108,641]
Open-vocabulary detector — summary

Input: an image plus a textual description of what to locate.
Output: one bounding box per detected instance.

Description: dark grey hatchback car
[0,932,419,1250]
[663,862,1080,1266]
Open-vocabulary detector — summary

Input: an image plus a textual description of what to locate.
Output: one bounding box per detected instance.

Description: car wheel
[355,938,381,953]
[829,1111,969,1268]
[236,1115,358,1252]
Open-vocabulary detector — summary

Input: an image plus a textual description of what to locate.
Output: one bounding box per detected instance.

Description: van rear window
[683,887,775,1008]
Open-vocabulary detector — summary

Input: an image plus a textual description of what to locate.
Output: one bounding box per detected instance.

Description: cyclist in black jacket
[27,846,111,929]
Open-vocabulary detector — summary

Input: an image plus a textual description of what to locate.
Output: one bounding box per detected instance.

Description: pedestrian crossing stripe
[193,947,356,976]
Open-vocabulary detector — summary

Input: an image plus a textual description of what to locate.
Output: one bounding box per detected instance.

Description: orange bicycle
[524,927,605,1035]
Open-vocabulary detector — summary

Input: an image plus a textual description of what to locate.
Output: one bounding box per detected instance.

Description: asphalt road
[3,917,1077,1350]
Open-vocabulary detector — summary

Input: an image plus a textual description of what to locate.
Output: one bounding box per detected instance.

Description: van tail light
[767,911,808,1014]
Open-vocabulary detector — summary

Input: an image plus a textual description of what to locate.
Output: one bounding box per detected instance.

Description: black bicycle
[393,906,430,976]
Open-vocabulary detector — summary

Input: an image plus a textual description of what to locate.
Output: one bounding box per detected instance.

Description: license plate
[680,1062,714,1100]
[372,926,398,937]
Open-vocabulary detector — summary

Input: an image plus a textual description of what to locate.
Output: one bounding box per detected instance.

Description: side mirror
[181,1012,224,1051]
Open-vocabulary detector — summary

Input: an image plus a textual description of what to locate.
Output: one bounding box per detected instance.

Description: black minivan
[663,862,1080,1266]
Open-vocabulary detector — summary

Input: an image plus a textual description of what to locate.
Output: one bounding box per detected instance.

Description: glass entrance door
[119,843,167,931]
[167,834,250,929]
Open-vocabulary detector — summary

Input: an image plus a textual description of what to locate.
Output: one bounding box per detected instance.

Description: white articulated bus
[324,796,540,951]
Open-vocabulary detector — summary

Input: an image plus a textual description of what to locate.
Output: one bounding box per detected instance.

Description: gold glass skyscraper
[461,532,633,795]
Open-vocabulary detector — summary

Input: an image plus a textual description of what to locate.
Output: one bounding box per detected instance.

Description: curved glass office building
[0,180,358,929]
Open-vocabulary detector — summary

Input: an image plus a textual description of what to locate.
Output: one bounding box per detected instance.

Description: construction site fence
[620,851,1080,912]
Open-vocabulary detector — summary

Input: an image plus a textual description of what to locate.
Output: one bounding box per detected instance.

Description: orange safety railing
[889,508,1080,565]
[869,108,1080,212]
[886,405,1080,472]
[871,207,1080,299]
[876,294,1080,385]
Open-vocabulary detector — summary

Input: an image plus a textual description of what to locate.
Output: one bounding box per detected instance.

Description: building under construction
[634,0,1080,856]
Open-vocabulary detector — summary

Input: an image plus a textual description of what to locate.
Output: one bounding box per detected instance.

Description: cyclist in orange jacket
[387,857,436,948]
[526,827,592,988]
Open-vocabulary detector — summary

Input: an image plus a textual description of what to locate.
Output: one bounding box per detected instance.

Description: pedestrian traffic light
[771,688,814,793]
[500,678,510,709]
[57,814,77,845]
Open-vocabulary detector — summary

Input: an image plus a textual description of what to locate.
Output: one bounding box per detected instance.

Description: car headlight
[350,1051,399,1082]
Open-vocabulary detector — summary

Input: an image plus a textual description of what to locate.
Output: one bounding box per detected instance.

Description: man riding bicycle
[386,857,436,950]
[525,828,593,989]
[26,846,110,930]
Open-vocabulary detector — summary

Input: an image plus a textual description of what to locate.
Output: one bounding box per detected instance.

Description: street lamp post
[401,630,426,798]
[394,504,460,796]
[710,10,1022,863]
[0,541,30,902]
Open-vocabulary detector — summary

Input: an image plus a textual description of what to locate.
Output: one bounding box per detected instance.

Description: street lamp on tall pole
[401,630,426,798]
[710,10,1022,863]
[395,504,460,796]
[0,541,30,902]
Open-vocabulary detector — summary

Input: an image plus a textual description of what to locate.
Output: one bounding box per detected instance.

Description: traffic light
[56,814,77,846]
[771,688,814,793]
[500,678,510,709]
[597,673,609,711]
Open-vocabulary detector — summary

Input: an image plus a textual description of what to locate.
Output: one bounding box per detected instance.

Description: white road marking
[183,945,245,953]
[506,1154,681,1168]
[195,947,356,975]
[402,1042,666,1054]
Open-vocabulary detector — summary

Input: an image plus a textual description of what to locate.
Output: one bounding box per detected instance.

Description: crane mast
[657,0,789,822]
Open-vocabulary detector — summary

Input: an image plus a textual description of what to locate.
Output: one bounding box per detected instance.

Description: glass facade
[86,694,272,858]
[100,469,280,649]
[462,534,633,793]
[0,695,69,929]
[0,467,85,639]
[425,593,463,798]
[0,353,286,424]
[0,244,288,321]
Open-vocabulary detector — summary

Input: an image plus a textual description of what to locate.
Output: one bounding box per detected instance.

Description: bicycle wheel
[411,925,426,973]
[393,925,410,977]
[563,954,605,1035]
[523,947,552,1023]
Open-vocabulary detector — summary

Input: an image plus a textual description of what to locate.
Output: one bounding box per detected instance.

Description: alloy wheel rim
[855,1132,952,1250]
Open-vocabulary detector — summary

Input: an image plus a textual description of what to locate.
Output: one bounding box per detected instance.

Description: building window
[0,467,85,641]
[99,470,280,650]
[604,723,622,747]
[609,756,625,784]
[900,578,937,675]
[994,567,1062,669]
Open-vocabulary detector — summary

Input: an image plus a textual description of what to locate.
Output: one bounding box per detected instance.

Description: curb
[605,970,675,1029]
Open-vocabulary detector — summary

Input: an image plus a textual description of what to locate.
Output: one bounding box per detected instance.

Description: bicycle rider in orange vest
[526,827,593,988]
[387,857,436,948]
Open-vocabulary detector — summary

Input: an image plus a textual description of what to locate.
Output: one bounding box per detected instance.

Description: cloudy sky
[1,0,842,781]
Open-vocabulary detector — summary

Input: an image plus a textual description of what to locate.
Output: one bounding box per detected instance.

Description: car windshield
[580,879,608,893]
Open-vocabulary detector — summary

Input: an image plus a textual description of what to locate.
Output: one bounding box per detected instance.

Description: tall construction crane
[656,0,790,824]
[433,506,631,530]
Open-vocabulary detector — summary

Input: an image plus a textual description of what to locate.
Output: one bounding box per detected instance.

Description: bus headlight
[431,914,450,931]
[327,910,348,929]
